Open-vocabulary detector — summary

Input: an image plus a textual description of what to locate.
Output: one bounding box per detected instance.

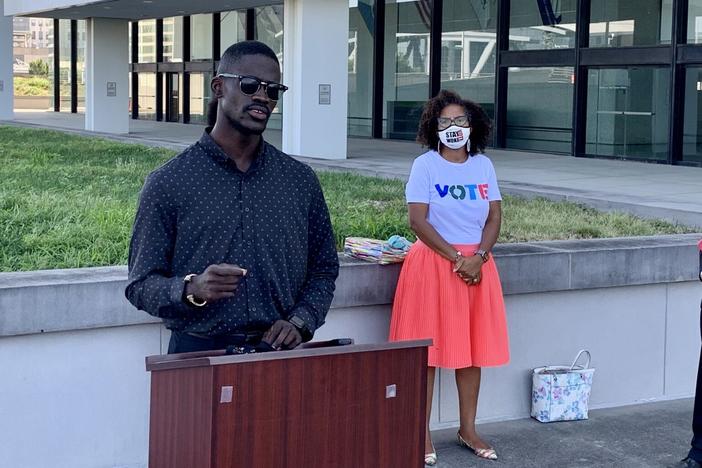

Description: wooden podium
[145,340,430,468]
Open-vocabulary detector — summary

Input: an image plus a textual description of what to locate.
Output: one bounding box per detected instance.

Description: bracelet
[184,273,207,307]
[453,251,463,263]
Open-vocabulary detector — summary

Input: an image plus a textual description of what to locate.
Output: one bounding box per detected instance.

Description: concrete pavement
[431,399,694,468]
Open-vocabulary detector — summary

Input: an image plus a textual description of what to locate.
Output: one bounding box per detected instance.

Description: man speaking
[125,41,339,354]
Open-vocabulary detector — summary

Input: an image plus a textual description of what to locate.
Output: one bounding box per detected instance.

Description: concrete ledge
[1,234,699,337]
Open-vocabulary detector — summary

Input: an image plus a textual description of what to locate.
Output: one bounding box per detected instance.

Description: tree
[29,59,49,76]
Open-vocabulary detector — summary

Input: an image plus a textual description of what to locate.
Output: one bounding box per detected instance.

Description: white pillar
[85,18,128,134]
[282,0,349,160]
[0,2,13,121]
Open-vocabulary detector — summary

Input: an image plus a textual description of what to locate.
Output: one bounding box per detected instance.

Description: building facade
[7,0,702,166]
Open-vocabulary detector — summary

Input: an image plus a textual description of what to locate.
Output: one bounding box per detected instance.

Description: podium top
[146,339,431,372]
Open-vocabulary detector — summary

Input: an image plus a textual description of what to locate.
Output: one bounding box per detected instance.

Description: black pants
[167,330,264,354]
[689,301,702,462]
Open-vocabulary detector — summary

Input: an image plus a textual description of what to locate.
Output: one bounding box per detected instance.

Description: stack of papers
[343,236,413,265]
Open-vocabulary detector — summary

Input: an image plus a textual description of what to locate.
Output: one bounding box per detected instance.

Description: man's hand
[185,263,247,303]
[262,320,302,350]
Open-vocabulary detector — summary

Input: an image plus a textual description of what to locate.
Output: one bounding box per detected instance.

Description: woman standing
[389,90,510,465]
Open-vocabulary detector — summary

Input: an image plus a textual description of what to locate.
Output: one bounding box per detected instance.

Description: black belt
[186,331,263,343]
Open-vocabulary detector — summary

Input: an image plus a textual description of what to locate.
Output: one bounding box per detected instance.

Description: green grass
[13,76,51,97]
[0,126,695,272]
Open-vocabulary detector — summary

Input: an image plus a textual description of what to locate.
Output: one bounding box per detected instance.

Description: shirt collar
[198,127,267,174]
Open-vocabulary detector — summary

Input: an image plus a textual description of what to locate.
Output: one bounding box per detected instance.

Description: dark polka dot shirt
[125,130,339,338]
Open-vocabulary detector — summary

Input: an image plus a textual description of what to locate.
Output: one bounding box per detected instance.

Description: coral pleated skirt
[389,240,510,369]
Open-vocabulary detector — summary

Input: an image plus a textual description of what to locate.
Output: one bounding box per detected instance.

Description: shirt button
[251,307,257,312]
[245,208,250,212]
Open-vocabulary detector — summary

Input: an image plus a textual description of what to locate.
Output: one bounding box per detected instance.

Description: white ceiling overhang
[5,0,282,20]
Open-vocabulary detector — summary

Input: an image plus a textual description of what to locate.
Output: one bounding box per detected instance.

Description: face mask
[438,125,470,150]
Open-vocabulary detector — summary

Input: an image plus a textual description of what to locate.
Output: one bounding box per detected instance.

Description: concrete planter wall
[13,95,51,110]
[1,234,700,468]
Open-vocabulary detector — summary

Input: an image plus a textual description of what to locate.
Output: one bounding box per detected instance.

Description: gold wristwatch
[184,273,207,307]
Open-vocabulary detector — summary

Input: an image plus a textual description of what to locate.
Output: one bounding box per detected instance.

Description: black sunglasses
[216,73,288,101]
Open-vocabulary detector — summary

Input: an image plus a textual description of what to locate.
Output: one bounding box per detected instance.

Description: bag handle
[569,349,591,370]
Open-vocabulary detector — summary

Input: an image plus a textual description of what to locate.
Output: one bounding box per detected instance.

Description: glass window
[138,19,156,63]
[255,6,284,130]
[509,0,577,50]
[383,0,431,140]
[163,72,182,122]
[13,17,54,111]
[681,68,702,163]
[163,17,183,63]
[59,19,71,111]
[589,0,673,47]
[348,0,375,137]
[441,0,497,123]
[189,72,213,125]
[506,67,574,153]
[76,20,86,113]
[190,14,213,60]
[688,1,702,44]
[138,73,157,120]
[128,21,132,64]
[586,68,669,161]
[221,10,247,51]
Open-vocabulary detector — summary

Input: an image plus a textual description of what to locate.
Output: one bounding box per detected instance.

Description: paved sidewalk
[5,111,702,228]
[432,398,694,468]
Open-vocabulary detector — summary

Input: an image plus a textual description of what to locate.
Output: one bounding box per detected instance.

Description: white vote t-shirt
[405,150,501,245]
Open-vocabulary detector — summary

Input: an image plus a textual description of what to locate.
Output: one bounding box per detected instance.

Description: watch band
[288,315,312,340]
[474,249,489,263]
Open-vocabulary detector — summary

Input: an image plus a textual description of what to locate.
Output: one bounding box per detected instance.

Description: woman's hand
[453,255,483,285]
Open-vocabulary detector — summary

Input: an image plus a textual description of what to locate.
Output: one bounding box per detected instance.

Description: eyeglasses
[437,115,470,131]
[216,73,289,101]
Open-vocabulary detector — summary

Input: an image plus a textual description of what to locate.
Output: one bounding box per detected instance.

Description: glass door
[165,72,180,122]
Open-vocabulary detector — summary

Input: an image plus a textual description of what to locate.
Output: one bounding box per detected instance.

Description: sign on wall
[106,82,117,97]
[319,84,331,105]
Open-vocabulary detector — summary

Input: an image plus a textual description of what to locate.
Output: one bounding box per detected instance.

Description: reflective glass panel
[138,19,156,63]
[221,10,247,50]
[586,68,669,160]
[12,17,54,111]
[76,20,86,112]
[442,0,497,124]
[255,6,284,130]
[138,73,157,120]
[59,19,71,111]
[509,0,577,50]
[190,14,213,60]
[189,72,213,125]
[688,1,702,44]
[348,0,375,137]
[681,68,702,163]
[506,67,574,153]
[163,17,183,63]
[383,0,431,140]
[589,0,673,47]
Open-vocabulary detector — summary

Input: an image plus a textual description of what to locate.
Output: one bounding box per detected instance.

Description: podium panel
[146,341,429,468]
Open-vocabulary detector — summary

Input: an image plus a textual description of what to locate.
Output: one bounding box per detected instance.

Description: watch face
[289,316,305,328]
